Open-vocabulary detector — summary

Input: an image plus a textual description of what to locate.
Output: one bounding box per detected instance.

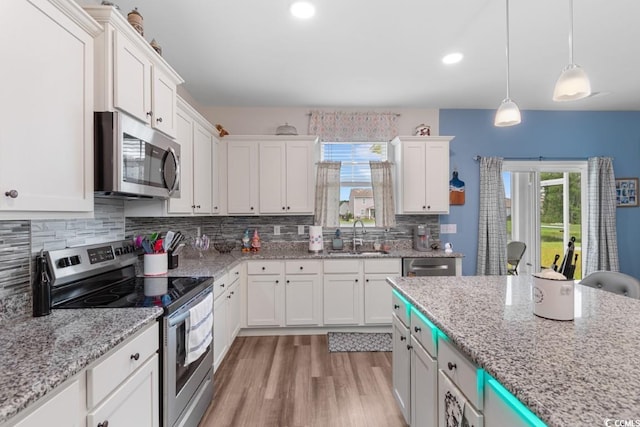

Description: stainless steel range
[47,240,214,427]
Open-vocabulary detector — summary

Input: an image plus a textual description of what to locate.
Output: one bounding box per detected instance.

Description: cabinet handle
[299,266,303,270]
[394,304,400,310]
[355,279,358,283]
[447,362,457,371]
[250,206,254,210]
[191,205,196,209]
[130,353,140,361]
[214,206,218,210]
[196,205,201,209]
[287,206,290,210]
[427,205,431,209]
[220,283,225,288]
[407,344,413,350]
[400,336,406,341]
[98,421,109,427]
[286,280,290,284]
[146,111,153,117]
[156,117,163,123]
[422,205,426,209]
[275,280,279,284]
[227,295,231,299]
[4,190,18,198]
[230,291,234,295]
[365,279,369,282]
[414,326,422,333]
[235,271,240,276]
[282,206,286,210]
[262,266,266,270]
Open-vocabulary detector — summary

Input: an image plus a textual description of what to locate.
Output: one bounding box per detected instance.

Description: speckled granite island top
[0,308,162,424]
[387,275,640,427]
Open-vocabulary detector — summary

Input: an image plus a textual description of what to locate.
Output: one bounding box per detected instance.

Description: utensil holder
[532,275,574,321]
[144,253,168,276]
[168,251,179,269]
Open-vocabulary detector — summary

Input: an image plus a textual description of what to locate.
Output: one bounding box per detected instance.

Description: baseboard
[238,325,392,336]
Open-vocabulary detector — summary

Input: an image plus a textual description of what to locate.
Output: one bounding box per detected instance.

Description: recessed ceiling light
[442,52,464,65]
[290,1,315,19]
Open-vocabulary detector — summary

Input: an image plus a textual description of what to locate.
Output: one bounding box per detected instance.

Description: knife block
[167,251,179,270]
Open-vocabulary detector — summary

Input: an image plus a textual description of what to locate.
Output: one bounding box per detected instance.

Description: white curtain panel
[585,157,619,275]
[314,162,341,227]
[476,157,508,275]
[370,161,396,228]
[308,111,399,142]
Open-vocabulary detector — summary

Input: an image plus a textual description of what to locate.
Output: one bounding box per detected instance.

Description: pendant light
[553,0,591,101]
[494,0,521,127]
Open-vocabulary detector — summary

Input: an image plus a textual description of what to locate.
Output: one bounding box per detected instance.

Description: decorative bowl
[213,241,236,254]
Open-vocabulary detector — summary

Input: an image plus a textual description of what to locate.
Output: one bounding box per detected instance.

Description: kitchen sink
[326,250,390,256]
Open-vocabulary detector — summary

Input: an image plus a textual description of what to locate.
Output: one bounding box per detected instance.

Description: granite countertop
[0,308,162,424]
[387,275,640,427]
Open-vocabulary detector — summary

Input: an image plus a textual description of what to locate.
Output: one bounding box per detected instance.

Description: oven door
[164,289,214,427]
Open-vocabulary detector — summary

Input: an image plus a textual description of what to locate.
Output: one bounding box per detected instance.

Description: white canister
[532,275,574,321]
[309,226,323,253]
[144,253,168,276]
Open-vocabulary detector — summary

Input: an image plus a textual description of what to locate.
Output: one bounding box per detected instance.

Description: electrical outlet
[298,225,305,235]
[273,225,281,235]
[440,224,457,234]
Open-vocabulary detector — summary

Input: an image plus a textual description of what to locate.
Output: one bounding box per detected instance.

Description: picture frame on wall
[615,177,638,207]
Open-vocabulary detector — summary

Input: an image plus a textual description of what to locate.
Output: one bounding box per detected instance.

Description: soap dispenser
[332,229,343,250]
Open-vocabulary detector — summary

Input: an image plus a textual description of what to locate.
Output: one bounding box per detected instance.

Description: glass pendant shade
[494,98,521,127]
[553,63,591,101]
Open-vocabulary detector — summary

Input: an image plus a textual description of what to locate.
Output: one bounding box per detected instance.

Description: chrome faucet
[352,219,366,251]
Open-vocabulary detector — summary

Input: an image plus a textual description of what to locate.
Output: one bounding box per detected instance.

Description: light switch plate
[440,224,457,234]
[298,225,305,235]
[274,225,281,235]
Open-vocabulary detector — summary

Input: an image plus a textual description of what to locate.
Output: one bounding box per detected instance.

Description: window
[321,142,388,226]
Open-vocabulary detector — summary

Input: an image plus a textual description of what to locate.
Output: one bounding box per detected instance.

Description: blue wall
[439,109,640,279]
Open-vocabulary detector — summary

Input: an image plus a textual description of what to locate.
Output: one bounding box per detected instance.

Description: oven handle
[167,288,212,328]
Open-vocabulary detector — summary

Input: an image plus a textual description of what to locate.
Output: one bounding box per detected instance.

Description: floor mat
[327,332,392,352]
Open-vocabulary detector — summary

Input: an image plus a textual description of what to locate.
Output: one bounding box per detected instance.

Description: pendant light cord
[568,0,574,65]
[505,0,511,99]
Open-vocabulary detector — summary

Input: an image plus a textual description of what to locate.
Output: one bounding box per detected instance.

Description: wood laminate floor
[199,335,407,427]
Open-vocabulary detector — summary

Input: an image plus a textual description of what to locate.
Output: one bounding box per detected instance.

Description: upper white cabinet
[85,5,183,138]
[226,137,259,215]
[392,136,454,215]
[0,0,100,219]
[259,137,317,214]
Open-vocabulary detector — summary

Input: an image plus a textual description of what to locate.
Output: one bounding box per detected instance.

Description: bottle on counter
[32,252,51,317]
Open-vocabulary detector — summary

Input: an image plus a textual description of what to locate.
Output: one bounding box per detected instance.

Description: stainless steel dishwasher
[402,257,456,276]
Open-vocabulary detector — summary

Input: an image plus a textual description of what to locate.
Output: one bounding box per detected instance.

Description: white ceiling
[107,0,640,111]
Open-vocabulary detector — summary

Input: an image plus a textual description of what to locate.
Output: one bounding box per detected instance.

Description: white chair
[580,271,640,299]
[507,241,526,275]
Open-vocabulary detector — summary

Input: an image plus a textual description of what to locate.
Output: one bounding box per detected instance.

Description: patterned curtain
[308,111,399,142]
[585,157,619,275]
[314,162,341,227]
[476,157,508,275]
[370,161,396,228]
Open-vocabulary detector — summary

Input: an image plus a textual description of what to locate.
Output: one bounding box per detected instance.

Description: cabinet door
[88,354,160,427]
[168,110,194,214]
[259,141,286,214]
[437,371,483,427]
[411,337,437,427]
[247,275,283,326]
[114,31,151,124]
[285,274,320,326]
[392,315,411,424]
[402,141,428,213]
[0,0,94,215]
[285,141,315,213]
[213,293,228,372]
[151,67,177,138]
[423,141,450,214]
[227,142,258,214]
[227,280,241,341]
[211,137,221,214]
[484,375,539,427]
[192,123,213,214]
[364,274,393,324]
[323,274,360,325]
[14,377,82,427]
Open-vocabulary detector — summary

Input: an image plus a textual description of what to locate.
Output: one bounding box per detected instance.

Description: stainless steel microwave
[94,111,180,199]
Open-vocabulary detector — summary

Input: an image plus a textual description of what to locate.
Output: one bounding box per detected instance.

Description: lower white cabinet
[246,261,284,326]
[14,377,84,427]
[214,267,242,372]
[411,335,438,427]
[438,371,483,427]
[213,285,229,370]
[364,259,401,324]
[284,260,322,326]
[392,314,411,424]
[323,273,361,325]
[87,354,160,427]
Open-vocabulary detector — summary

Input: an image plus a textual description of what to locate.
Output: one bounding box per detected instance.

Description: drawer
[213,272,229,300]
[247,260,284,275]
[364,258,401,274]
[438,371,484,427]
[438,335,482,409]
[323,259,360,274]
[410,307,437,358]
[391,290,410,327]
[228,263,242,284]
[285,259,321,275]
[87,322,159,408]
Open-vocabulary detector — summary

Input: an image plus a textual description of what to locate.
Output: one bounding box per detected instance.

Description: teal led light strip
[486,374,547,427]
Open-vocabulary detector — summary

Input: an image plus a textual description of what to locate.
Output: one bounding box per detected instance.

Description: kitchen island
[387,275,640,427]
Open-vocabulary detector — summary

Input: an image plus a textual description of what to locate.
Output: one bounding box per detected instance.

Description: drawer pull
[407,344,413,350]
[414,326,422,332]
[447,362,457,371]
[220,283,225,288]
[393,304,400,310]
[300,266,304,270]
[400,336,406,341]
[98,421,109,427]
[130,353,140,361]
[262,266,266,270]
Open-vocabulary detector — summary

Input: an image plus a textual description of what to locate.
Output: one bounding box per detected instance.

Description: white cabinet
[392,136,453,215]
[169,97,218,215]
[363,259,400,324]
[259,138,317,214]
[214,265,242,372]
[323,260,362,325]
[438,371,484,427]
[246,261,284,326]
[86,5,183,138]
[13,377,84,427]
[227,278,241,339]
[226,138,259,215]
[392,314,411,424]
[0,0,100,219]
[284,260,322,326]
[411,336,438,427]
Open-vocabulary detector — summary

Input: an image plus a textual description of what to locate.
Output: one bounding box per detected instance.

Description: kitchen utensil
[173,243,186,255]
[149,232,159,243]
[559,236,576,277]
[154,239,164,253]
[168,231,182,252]
[551,254,560,271]
[164,231,175,251]
[141,238,153,254]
